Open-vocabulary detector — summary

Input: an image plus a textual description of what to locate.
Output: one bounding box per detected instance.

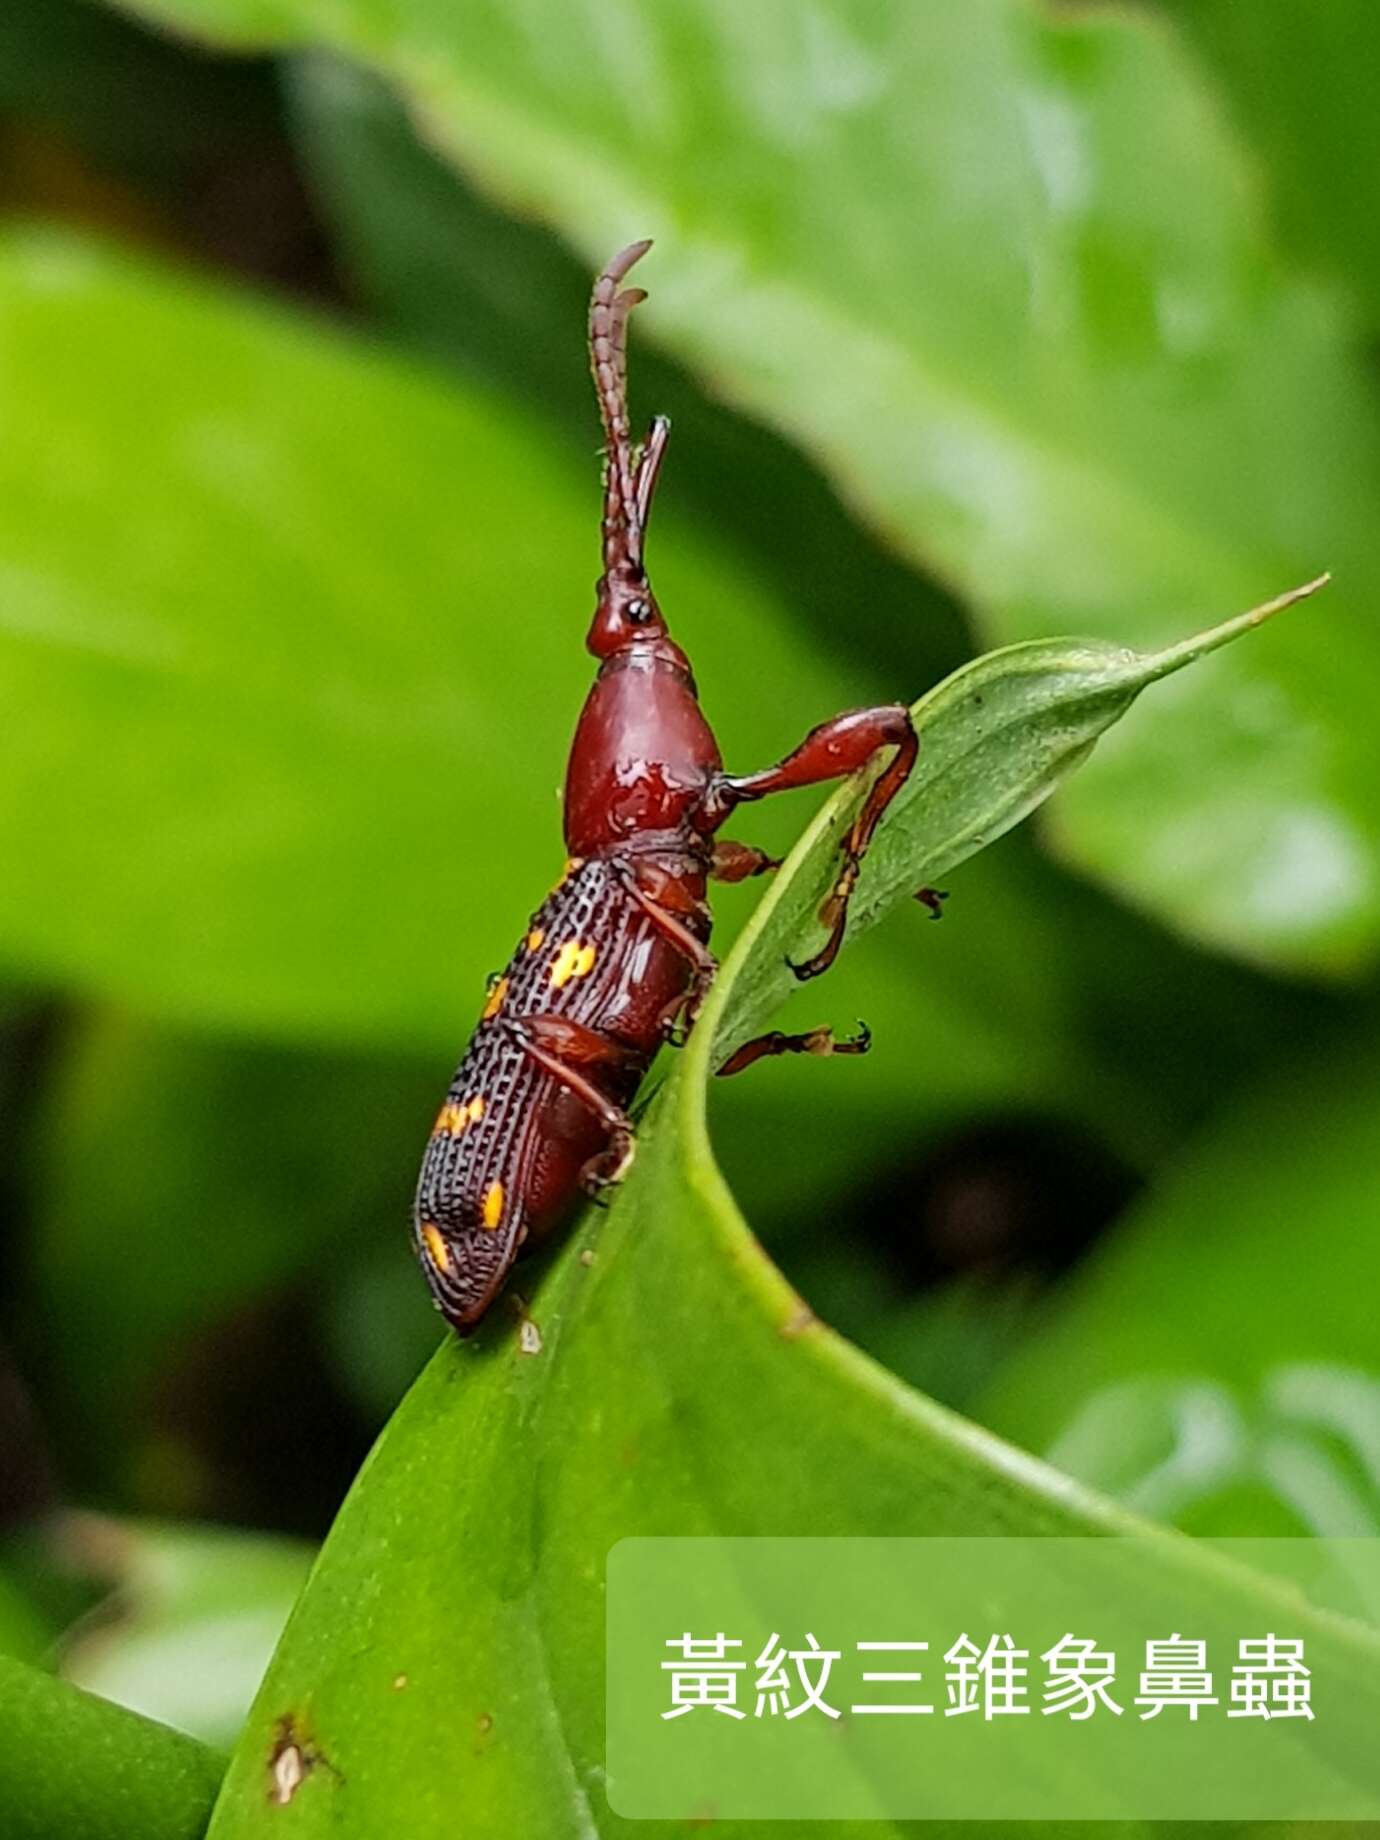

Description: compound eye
[625,597,652,626]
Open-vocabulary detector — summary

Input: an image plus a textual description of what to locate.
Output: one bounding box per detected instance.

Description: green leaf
[284,53,970,694]
[197,594,1318,1837]
[710,581,1329,1062]
[30,1013,437,1462]
[0,1652,224,1840]
[1153,1,1380,332]
[108,0,1380,974]
[978,1016,1380,1536]
[60,1519,313,1750]
[0,1571,50,1667]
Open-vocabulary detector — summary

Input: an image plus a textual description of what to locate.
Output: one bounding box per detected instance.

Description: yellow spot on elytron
[481,1181,505,1231]
[482,976,508,1021]
[421,1222,451,1274]
[436,1095,486,1136]
[549,939,597,989]
[526,927,546,952]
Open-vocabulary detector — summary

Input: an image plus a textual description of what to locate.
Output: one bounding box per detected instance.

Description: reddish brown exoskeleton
[413,240,936,1333]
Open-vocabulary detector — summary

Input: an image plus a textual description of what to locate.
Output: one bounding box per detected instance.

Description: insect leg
[502,1015,640,1198]
[609,859,718,1044]
[717,1021,871,1079]
[706,705,918,982]
[710,839,781,883]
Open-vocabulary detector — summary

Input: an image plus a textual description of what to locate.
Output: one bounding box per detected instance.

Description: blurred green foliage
[0,0,1378,1835]
[59,1519,312,1748]
[109,0,1380,975]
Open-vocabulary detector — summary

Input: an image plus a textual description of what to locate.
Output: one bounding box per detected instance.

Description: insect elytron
[413,240,939,1334]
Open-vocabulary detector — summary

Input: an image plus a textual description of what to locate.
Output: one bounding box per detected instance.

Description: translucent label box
[606,1537,1380,1821]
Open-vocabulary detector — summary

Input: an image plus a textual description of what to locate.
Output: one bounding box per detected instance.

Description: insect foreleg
[501,1015,640,1197]
[706,705,919,981]
[608,858,718,1044]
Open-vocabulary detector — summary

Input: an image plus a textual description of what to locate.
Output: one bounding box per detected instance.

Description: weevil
[413,240,938,1333]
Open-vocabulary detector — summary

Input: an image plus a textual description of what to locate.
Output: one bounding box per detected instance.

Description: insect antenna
[589,238,652,578]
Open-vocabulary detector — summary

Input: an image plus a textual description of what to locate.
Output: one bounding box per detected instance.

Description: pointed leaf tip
[1148,571,1331,679]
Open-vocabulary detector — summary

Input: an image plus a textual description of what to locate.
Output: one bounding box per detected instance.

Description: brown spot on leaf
[779,1298,817,1339]
[267,1715,336,1806]
[268,1720,309,1806]
[392,1673,408,1691]
[476,1711,494,1735]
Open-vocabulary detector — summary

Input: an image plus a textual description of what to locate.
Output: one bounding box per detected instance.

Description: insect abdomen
[412,858,688,1330]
